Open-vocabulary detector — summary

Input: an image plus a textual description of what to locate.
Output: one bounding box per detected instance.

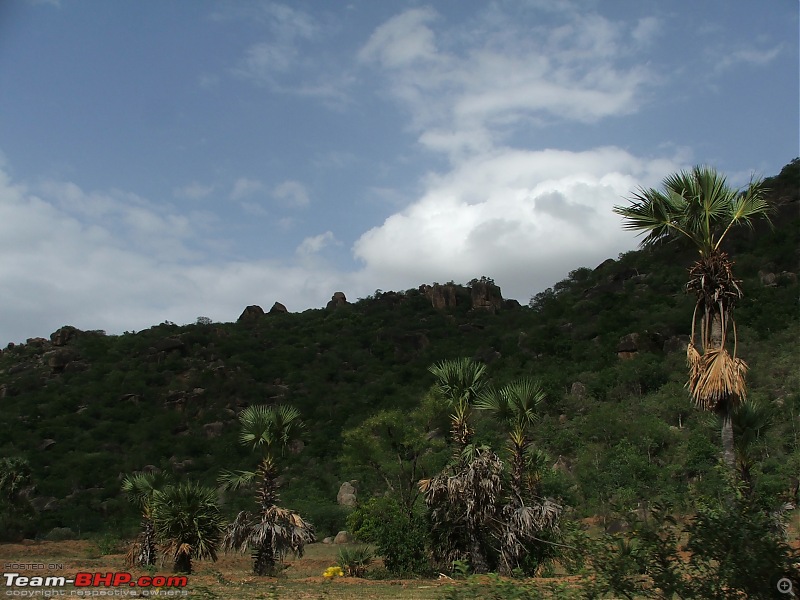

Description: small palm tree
[151,482,225,574]
[421,358,496,572]
[428,358,487,455]
[477,378,545,503]
[476,379,561,574]
[219,404,315,576]
[121,472,170,567]
[614,166,771,474]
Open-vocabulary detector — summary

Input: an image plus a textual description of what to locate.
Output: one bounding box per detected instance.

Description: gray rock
[337,482,357,507]
[334,531,352,544]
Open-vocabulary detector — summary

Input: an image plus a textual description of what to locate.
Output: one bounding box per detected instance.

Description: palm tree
[476,378,545,503]
[421,358,496,573]
[150,482,225,574]
[427,358,487,456]
[121,472,170,567]
[219,404,315,576]
[614,166,771,474]
[476,379,561,574]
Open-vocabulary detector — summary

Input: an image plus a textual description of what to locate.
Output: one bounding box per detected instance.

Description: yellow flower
[323,566,344,578]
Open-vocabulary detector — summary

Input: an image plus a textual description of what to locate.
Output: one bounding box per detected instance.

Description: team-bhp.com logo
[4,572,187,595]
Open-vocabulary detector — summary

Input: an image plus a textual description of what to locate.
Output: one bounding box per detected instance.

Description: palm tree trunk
[469,536,489,574]
[173,553,192,574]
[253,541,275,576]
[719,406,736,474]
[141,518,157,566]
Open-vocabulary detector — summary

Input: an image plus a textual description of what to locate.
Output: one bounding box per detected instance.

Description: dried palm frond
[687,347,748,411]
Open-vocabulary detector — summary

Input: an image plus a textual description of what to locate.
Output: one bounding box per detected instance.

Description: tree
[614,166,771,474]
[0,457,33,541]
[476,379,561,574]
[341,393,448,517]
[427,358,487,456]
[219,404,315,575]
[121,471,170,567]
[151,482,224,574]
[420,358,497,573]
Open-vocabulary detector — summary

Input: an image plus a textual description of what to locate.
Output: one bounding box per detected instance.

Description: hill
[1,159,798,540]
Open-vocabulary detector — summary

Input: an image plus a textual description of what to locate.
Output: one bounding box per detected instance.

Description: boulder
[663,335,690,354]
[326,292,348,310]
[334,531,352,544]
[421,283,459,309]
[469,279,503,313]
[203,422,224,438]
[238,305,265,323]
[617,333,640,360]
[269,302,288,314]
[47,349,79,373]
[322,537,334,544]
[570,382,587,398]
[337,481,357,507]
[50,326,81,346]
[39,439,56,451]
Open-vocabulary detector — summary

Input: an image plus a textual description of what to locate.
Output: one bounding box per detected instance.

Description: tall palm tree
[219,404,315,576]
[476,379,561,574]
[477,378,545,503]
[428,358,487,456]
[421,358,496,572]
[121,472,170,567]
[150,482,225,574]
[614,166,771,473]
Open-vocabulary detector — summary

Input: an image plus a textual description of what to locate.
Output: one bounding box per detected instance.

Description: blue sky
[0,0,797,345]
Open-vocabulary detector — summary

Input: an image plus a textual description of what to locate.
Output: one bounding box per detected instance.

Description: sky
[0,0,797,345]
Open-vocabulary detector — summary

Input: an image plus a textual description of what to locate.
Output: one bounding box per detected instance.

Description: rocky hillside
[1,160,797,539]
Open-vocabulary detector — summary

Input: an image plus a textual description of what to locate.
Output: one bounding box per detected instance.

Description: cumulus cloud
[353,146,683,303]
[0,166,347,344]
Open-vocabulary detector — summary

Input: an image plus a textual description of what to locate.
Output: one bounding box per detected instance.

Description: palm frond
[687,347,748,411]
[218,469,256,491]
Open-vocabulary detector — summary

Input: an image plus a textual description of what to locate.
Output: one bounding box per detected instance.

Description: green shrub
[347,496,430,575]
[336,545,373,577]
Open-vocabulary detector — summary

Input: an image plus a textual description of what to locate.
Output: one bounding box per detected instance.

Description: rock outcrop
[337,481,357,507]
[326,292,348,310]
[269,302,288,314]
[238,305,265,323]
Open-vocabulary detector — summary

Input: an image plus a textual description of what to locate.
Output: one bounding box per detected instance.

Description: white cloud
[632,17,660,47]
[359,7,654,145]
[714,44,783,73]
[230,177,266,200]
[353,146,683,303]
[296,231,339,257]
[273,180,310,208]
[358,8,440,68]
[0,165,346,344]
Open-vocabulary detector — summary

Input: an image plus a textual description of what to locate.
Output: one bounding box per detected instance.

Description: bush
[347,496,430,576]
[585,489,800,599]
[336,545,373,577]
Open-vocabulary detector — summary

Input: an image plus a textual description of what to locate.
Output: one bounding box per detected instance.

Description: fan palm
[121,471,170,567]
[428,358,487,455]
[150,482,225,574]
[614,166,770,473]
[476,379,561,574]
[219,404,315,575]
[476,378,545,503]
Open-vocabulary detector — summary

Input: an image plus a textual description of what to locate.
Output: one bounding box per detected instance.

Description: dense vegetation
[0,160,797,593]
